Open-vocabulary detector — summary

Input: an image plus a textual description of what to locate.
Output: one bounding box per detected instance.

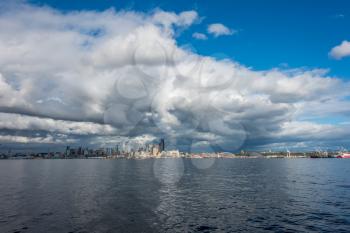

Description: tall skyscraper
[65,146,70,156]
[78,147,82,155]
[159,139,165,152]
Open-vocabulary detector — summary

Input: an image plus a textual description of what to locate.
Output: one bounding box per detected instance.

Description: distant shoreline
[0,156,341,160]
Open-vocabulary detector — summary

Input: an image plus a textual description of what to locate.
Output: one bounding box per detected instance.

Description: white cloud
[329,40,350,59]
[207,23,235,37]
[0,112,117,135]
[0,3,349,150]
[152,10,198,30]
[192,32,207,40]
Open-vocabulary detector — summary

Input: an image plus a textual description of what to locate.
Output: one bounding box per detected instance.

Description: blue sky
[28,0,350,79]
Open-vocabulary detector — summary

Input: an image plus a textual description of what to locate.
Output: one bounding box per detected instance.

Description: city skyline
[0,1,350,152]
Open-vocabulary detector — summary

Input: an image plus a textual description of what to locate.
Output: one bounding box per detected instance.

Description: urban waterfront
[0,159,349,233]
[1,139,347,159]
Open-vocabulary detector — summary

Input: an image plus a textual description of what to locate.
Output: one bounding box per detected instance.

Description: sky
[27,0,350,78]
[0,0,350,152]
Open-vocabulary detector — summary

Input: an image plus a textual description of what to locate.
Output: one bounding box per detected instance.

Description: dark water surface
[0,159,350,233]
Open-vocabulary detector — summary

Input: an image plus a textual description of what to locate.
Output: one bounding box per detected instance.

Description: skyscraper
[65,146,70,156]
[159,139,165,152]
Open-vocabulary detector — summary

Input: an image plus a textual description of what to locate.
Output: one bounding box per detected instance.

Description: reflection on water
[0,159,349,232]
[191,158,216,170]
[153,158,184,185]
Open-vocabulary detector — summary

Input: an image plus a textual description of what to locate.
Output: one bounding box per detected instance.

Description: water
[0,158,349,233]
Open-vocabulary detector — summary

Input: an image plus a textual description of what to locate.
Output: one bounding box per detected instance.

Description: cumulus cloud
[329,40,350,59]
[192,32,207,40]
[0,3,349,151]
[207,23,235,37]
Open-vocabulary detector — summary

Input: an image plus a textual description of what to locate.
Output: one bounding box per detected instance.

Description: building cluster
[0,139,181,159]
[0,140,344,159]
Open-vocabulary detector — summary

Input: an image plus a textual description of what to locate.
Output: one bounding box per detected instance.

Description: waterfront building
[159,139,165,152]
[166,150,180,157]
[78,147,82,155]
[152,145,159,156]
[65,146,70,156]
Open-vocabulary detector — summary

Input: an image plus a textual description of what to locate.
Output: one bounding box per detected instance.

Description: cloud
[0,3,349,151]
[192,32,207,40]
[0,134,76,144]
[207,23,235,37]
[0,113,117,135]
[329,40,350,59]
[152,9,198,30]
[332,14,345,19]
